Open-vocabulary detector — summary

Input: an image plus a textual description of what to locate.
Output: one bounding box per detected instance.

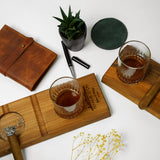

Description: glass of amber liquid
[49,77,84,119]
[117,40,151,84]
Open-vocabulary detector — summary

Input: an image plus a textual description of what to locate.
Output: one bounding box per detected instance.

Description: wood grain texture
[0,73,110,157]
[102,58,160,119]
[8,135,24,160]
[139,76,160,109]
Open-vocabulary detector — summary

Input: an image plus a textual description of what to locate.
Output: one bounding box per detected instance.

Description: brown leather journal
[0,25,57,90]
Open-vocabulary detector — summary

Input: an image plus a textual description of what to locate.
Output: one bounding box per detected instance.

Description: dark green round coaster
[91,18,128,50]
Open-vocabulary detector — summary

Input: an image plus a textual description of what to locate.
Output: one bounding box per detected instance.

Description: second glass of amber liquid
[117,40,151,84]
[49,77,84,119]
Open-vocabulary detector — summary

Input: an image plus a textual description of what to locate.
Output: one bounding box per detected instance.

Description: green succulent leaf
[75,10,80,19]
[69,19,81,27]
[69,30,80,39]
[77,21,84,28]
[53,16,64,23]
[68,27,76,31]
[60,7,67,20]
[68,6,72,20]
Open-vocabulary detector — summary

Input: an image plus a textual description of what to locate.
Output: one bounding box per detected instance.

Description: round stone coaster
[91,18,128,50]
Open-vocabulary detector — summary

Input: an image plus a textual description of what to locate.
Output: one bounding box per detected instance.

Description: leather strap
[0,37,33,75]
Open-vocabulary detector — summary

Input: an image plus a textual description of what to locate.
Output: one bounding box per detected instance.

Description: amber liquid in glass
[117,55,146,84]
[123,56,145,68]
[56,89,80,107]
[54,89,83,119]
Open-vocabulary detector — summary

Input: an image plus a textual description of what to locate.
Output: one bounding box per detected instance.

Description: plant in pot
[53,6,87,51]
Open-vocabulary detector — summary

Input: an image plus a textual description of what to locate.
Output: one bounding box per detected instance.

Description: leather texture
[0,25,57,90]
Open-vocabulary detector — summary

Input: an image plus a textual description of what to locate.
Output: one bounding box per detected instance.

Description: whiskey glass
[117,40,151,84]
[49,77,84,119]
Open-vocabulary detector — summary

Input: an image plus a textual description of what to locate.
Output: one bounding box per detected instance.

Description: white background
[0,0,160,160]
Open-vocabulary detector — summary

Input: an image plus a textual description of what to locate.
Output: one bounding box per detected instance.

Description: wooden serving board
[0,73,111,157]
[102,58,160,119]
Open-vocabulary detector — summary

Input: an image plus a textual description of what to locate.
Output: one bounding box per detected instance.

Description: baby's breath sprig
[71,129,124,160]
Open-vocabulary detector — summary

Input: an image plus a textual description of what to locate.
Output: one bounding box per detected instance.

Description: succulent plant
[53,6,85,40]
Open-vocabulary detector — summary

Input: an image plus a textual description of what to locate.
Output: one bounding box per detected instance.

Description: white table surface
[0,0,160,160]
